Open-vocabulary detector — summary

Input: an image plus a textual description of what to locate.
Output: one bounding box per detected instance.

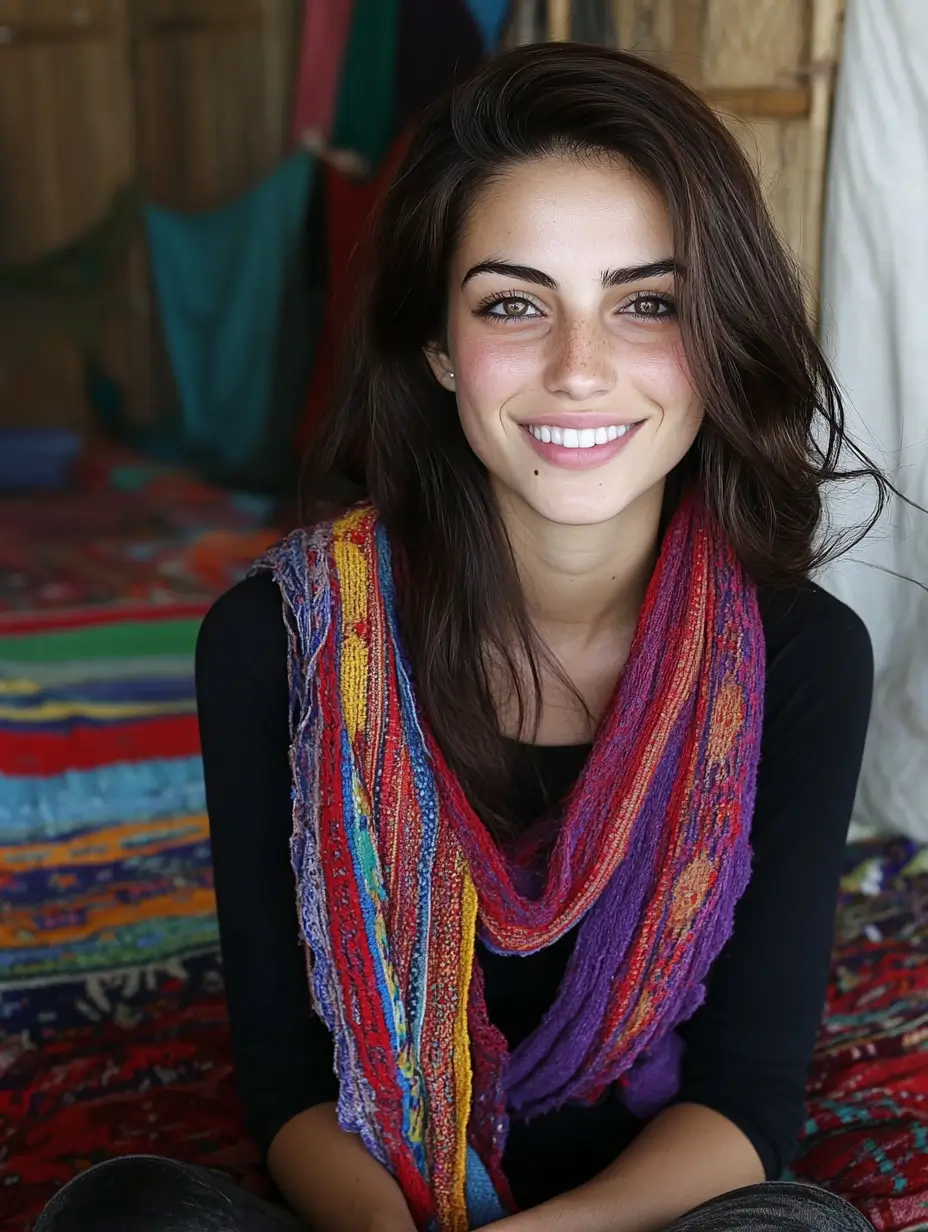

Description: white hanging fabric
[817,0,928,838]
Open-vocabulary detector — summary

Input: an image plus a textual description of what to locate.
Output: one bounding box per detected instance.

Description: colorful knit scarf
[258,491,765,1231]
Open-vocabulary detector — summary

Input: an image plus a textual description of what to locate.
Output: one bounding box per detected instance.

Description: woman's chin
[514,488,644,529]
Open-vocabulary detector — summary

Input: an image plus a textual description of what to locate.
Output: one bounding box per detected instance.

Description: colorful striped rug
[0,610,212,987]
[0,448,276,1230]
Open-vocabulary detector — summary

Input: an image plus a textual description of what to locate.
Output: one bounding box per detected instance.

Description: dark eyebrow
[601,259,677,288]
[461,261,557,289]
[461,258,677,290]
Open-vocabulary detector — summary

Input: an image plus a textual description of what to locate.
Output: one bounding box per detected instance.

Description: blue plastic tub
[0,429,82,492]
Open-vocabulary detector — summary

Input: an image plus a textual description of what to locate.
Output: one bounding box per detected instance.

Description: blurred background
[0,0,837,487]
[1,3,927,1230]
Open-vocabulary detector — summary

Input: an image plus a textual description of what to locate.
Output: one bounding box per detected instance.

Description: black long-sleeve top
[195,571,872,1211]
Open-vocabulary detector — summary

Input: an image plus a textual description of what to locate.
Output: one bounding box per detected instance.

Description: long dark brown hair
[304,42,890,836]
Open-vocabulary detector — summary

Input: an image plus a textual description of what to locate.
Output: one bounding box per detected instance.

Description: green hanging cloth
[329,0,400,177]
[141,151,322,494]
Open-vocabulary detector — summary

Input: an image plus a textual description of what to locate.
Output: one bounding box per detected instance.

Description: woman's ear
[423,346,456,392]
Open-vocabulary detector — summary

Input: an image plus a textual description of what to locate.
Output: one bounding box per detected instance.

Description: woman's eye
[623,293,676,320]
[480,297,542,319]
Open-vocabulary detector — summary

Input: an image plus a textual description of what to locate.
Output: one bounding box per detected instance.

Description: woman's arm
[197,576,416,1232]
[493,1104,761,1232]
[495,586,873,1231]
[268,1105,416,1232]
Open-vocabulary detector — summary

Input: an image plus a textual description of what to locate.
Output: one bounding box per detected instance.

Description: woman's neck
[497,483,665,648]
[492,483,666,744]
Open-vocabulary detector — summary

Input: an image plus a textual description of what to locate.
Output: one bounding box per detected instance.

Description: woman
[38,43,878,1232]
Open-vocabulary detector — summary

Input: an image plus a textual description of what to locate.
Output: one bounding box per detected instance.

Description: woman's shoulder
[196,505,378,688]
[757,579,871,654]
[200,571,284,640]
[756,579,873,705]
[196,572,287,692]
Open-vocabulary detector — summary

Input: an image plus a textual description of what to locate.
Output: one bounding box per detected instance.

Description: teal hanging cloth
[144,150,320,493]
[464,0,511,50]
[329,0,400,177]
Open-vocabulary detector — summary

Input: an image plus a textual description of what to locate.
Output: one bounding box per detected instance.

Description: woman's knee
[34,1155,240,1232]
[670,1181,873,1231]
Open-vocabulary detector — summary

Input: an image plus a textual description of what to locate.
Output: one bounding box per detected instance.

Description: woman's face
[429,153,703,527]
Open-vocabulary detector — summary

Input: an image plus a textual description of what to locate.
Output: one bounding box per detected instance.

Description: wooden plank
[0,0,134,430]
[610,0,680,72]
[0,0,112,21]
[133,0,269,23]
[98,0,154,427]
[612,0,630,48]
[547,0,571,41]
[703,0,807,88]
[671,0,704,85]
[509,0,541,45]
[803,0,845,320]
[721,113,812,278]
[0,1,133,263]
[132,0,292,211]
[136,16,262,38]
[0,0,114,43]
[0,23,114,44]
[705,85,811,120]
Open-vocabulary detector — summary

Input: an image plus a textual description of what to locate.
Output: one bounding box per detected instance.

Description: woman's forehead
[454,155,673,278]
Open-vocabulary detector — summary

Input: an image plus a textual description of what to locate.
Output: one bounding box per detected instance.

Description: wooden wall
[0,0,296,429]
[132,0,297,212]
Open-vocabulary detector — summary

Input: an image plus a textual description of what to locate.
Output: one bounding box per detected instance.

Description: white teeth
[527,423,635,448]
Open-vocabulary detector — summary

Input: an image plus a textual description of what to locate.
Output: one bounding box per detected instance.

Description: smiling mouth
[524,423,641,449]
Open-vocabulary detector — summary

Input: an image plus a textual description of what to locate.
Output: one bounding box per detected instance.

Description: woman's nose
[543,318,616,401]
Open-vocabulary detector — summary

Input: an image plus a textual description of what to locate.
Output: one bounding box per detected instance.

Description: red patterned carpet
[0,952,265,1229]
[792,842,928,1230]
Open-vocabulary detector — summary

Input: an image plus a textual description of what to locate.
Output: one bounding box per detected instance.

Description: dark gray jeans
[34,1155,874,1231]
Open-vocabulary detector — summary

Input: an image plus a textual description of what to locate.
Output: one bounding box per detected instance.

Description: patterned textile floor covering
[1,460,928,1228]
[0,445,277,1228]
[791,842,928,1231]
[5,821,928,1232]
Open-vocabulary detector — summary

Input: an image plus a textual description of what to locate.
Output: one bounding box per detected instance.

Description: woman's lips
[520,420,644,469]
